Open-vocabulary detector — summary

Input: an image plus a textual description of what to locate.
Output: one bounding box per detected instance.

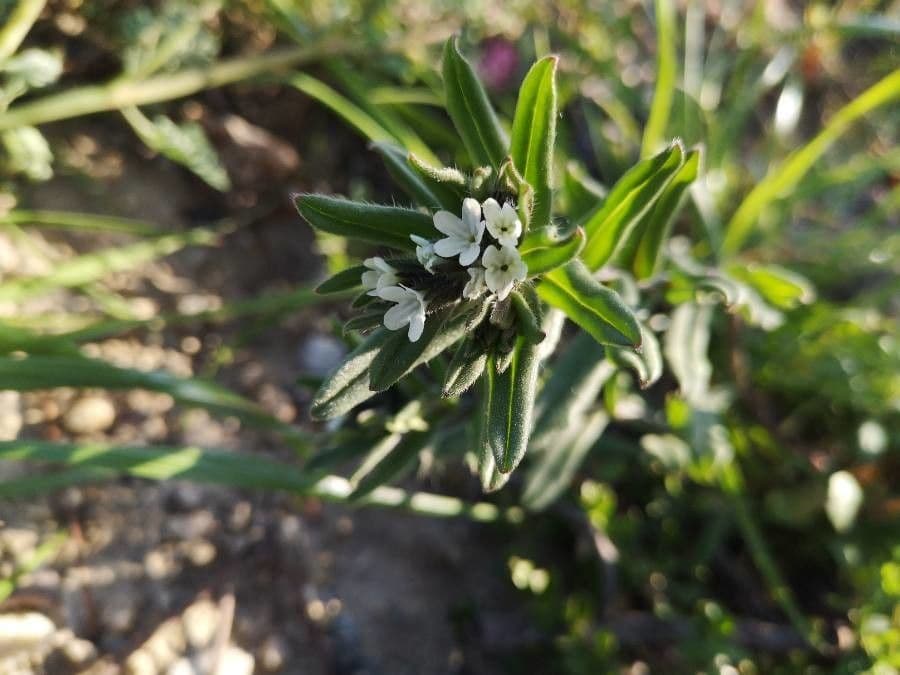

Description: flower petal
[459,242,481,266]
[376,285,410,303]
[433,211,467,238]
[407,312,425,342]
[461,198,482,231]
[434,237,464,258]
[482,198,501,225]
[383,302,411,330]
[481,245,501,267]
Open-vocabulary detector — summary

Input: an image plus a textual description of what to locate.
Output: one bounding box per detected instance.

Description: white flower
[361,257,399,296]
[482,198,522,247]
[433,197,485,266]
[463,266,486,299]
[410,235,439,273]
[482,245,527,301]
[379,285,427,342]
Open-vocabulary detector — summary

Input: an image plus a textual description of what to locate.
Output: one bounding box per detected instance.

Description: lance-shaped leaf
[522,408,609,511]
[348,431,434,500]
[311,330,390,419]
[484,338,542,474]
[369,301,488,392]
[442,337,488,398]
[664,302,713,405]
[407,152,467,211]
[474,376,511,493]
[628,149,701,279]
[442,37,508,169]
[536,260,641,348]
[294,194,433,251]
[726,263,815,309]
[521,227,585,276]
[608,321,663,389]
[581,141,685,270]
[531,332,614,451]
[510,56,558,230]
[370,142,445,210]
[315,265,367,295]
[564,161,608,221]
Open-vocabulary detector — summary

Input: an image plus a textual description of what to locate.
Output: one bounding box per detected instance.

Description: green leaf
[0,354,300,441]
[522,409,609,511]
[369,302,487,392]
[563,161,608,221]
[484,338,542,474]
[370,142,445,209]
[442,337,488,398]
[1,125,52,180]
[509,290,545,344]
[530,332,614,451]
[724,69,900,253]
[294,194,433,251]
[442,37,508,169]
[349,432,430,500]
[581,141,685,270]
[315,265,366,295]
[521,227,585,276]
[663,301,713,405]
[726,263,815,309]
[120,107,230,191]
[536,260,641,348]
[510,56,558,229]
[0,322,80,355]
[407,152,467,211]
[641,0,677,157]
[311,329,389,420]
[608,321,663,389]
[629,149,701,278]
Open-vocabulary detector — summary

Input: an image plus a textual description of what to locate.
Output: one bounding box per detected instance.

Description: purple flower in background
[479,38,519,91]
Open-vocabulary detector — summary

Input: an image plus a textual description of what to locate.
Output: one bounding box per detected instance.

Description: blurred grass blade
[0,441,524,522]
[0,209,162,235]
[442,37,508,169]
[641,0,677,157]
[0,354,302,442]
[723,68,900,254]
[0,323,80,355]
[294,194,433,251]
[581,141,684,270]
[0,226,223,303]
[523,409,609,511]
[0,529,66,603]
[726,263,815,309]
[510,56,558,229]
[537,260,641,348]
[629,149,700,278]
[0,0,46,64]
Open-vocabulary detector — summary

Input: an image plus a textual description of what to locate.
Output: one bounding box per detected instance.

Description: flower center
[500,264,509,272]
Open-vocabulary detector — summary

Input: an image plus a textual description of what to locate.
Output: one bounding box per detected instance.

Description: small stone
[258,635,289,671]
[0,612,56,658]
[0,391,23,441]
[63,395,116,434]
[182,599,219,649]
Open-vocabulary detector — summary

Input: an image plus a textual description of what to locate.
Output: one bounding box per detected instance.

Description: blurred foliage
[0,0,897,673]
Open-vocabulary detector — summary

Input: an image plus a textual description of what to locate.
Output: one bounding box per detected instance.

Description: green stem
[0,0,46,65]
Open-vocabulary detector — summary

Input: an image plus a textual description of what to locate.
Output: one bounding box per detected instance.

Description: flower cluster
[362,197,528,342]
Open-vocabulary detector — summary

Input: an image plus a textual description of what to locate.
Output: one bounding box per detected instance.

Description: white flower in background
[379,285,427,342]
[482,198,522,248]
[482,245,527,301]
[361,257,399,296]
[463,266,486,299]
[410,235,439,273]
[433,197,485,266]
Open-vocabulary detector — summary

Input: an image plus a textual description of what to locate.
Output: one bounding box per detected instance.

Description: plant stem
[0,0,46,65]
